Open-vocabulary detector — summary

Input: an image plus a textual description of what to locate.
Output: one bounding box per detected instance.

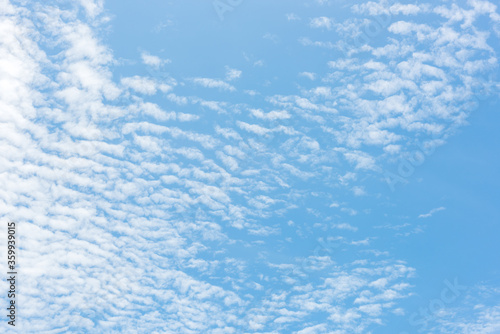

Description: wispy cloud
[310,16,334,29]
[140,51,171,67]
[418,206,446,219]
[191,77,236,91]
[225,66,242,81]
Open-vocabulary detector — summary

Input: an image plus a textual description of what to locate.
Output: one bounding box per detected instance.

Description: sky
[0,0,499,333]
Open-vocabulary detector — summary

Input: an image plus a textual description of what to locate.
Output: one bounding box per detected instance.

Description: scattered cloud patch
[418,206,446,218]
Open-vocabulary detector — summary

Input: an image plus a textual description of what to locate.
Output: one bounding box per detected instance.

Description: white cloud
[140,52,171,67]
[286,13,301,21]
[333,223,358,232]
[299,37,335,49]
[78,0,105,18]
[310,17,334,29]
[299,72,316,80]
[192,77,236,91]
[352,186,366,196]
[236,121,271,135]
[250,108,291,120]
[343,151,377,171]
[121,76,171,95]
[225,67,242,81]
[216,151,239,171]
[390,3,424,15]
[418,206,446,218]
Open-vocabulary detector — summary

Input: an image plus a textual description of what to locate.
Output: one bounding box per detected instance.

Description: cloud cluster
[0,0,498,332]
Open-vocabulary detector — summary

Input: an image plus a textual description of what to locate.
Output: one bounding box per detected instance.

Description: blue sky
[0,0,499,333]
